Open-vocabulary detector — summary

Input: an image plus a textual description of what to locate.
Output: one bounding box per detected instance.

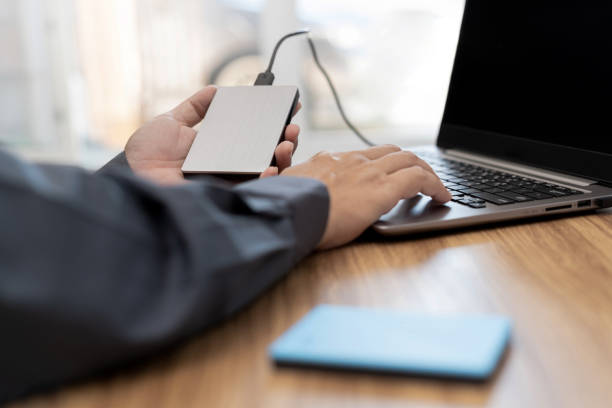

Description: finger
[344,144,401,160]
[260,166,279,178]
[373,150,437,175]
[274,141,295,172]
[170,86,217,127]
[292,101,302,117]
[388,166,452,203]
[284,124,299,153]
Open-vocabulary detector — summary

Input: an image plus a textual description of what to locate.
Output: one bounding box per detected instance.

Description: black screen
[439,2,612,182]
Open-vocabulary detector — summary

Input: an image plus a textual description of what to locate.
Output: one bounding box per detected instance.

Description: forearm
[0,151,328,401]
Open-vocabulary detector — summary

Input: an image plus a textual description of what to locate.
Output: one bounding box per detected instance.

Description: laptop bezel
[437,2,612,186]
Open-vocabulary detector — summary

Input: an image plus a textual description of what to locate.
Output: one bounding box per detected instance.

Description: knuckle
[410,165,427,180]
[313,150,331,161]
[371,168,387,184]
[401,150,418,160]
[361,164,383,182]
[394,151,418,167]
[312,151,337,167]
[349,152,368,164]
[382,183,402,204]
[383,144,402,152]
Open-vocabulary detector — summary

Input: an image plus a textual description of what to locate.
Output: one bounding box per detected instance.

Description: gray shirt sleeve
[0,150,329,401]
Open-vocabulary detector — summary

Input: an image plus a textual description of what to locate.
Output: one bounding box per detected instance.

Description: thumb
[170,86,217,127]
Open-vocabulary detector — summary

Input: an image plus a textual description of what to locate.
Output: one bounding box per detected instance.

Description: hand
[281,145,452,249]
[124,86,300,185]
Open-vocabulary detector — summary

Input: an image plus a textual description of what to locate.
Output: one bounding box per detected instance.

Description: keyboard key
[510,187,532,194]
[471,192,516,205]
[470,183,490,189]
[457,198,474,205]
[457,188,483,194]
[496,192,534,202]
[453,195,486,209]
[459,181,481,187]
[488,182,511,188]
[532,186,573,197]
[525,191,553,200]
[468,202,486,208]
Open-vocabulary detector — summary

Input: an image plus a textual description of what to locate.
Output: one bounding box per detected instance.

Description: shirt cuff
[97,152,131,175]
[234,176,330,260]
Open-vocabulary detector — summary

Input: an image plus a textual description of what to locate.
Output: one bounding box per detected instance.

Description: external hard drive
[182,85,299,175]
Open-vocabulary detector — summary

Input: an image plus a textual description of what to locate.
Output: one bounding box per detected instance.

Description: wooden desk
[11,210,612,408]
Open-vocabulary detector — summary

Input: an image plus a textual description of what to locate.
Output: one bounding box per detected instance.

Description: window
[0,0,463,167]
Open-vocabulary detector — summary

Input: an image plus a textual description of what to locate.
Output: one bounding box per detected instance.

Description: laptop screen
[438,2,612,183]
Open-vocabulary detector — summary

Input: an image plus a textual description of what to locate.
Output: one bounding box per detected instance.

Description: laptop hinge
[444,149,597,187]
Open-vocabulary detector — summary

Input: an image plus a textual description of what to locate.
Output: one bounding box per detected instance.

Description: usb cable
[254,29,375,147]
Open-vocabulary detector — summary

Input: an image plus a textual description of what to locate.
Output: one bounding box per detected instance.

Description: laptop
[374,1,612,235]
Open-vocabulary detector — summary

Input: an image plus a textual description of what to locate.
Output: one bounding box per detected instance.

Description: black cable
[254,30,376,147]
[306,36,375,147]
[254,30,310,86]
[266,29,311,73]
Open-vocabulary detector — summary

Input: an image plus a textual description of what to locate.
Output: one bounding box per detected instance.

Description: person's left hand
[124,86,300,185]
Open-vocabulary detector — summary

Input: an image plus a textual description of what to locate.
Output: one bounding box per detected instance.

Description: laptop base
[374,146,612,236]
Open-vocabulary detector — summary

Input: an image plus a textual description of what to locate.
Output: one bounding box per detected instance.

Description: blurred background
[0,0,464,168]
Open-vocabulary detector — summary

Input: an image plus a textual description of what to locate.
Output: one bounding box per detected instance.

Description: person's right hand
[280,145,452,249]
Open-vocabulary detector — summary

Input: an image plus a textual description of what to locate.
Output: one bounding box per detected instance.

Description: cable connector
[254,71,275,86]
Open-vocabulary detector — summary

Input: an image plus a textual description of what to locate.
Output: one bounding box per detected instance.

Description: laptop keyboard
[418,152,583,209]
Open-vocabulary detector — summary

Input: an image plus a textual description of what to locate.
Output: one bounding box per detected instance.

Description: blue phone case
[269,305,511,380]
